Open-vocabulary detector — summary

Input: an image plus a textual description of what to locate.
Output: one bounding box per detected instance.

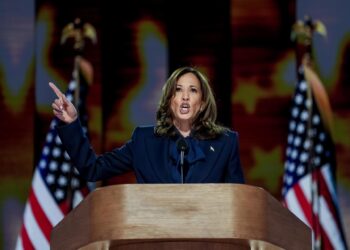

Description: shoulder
[221,128,239,138]
[217,129,240,144]
[132,125,156,137]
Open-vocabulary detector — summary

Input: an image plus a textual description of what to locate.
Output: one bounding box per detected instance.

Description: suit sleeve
[225,131,245,183]
[56,119,135,182]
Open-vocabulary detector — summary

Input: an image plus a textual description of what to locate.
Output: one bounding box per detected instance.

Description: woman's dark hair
[155,66,228,139]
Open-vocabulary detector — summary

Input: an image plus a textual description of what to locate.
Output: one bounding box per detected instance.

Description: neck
[174,120,191,137]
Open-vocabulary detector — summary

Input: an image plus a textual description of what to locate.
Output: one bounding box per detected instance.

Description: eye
[175,86,182,92]
[190,87,198,93]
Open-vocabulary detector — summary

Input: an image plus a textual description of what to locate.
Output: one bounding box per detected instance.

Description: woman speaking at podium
[49,66,245,184]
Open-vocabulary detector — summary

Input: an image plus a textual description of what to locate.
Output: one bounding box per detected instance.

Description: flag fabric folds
[16,80,90,250]
[282,65,348,250]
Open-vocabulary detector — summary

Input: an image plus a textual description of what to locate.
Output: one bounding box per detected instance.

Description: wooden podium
[50,184,311,250]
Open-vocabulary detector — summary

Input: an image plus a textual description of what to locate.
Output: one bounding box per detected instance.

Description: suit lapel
[144,135,172,182]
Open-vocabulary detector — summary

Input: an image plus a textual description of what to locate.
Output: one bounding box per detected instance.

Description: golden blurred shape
[61,18,97,51]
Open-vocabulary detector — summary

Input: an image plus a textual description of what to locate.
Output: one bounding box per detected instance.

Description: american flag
[15,80,90,250]
[282,65,348,250]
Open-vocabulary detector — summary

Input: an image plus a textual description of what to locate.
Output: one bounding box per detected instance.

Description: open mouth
[180,103,190,114]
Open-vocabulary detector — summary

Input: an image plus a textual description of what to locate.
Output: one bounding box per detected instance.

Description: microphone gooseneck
[176,138,189,184]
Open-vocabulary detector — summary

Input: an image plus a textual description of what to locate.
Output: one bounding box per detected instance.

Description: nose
[182,91,189,101]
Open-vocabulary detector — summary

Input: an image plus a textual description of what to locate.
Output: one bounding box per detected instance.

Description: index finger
[49,82,64,98]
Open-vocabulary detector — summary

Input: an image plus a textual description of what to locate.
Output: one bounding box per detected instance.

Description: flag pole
[60,17,97,210]
[291,16,327,250]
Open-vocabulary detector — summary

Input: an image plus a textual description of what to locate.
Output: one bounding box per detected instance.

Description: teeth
[180,106,189,114]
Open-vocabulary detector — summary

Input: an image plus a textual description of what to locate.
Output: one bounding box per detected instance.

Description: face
[170,72,203,127]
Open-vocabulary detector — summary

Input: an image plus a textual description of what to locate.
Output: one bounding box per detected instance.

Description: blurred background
[1,0,350,249]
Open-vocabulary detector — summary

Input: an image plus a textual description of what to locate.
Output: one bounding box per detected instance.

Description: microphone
[176,138,189,183]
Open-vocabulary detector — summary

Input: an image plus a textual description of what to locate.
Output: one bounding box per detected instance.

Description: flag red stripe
[318,171,345,249]
[294,178,336,249]
[20,225,35,250]
[29,188,53,241]
[81,186,89,196]
[311,171,323,241]
[318,170,343,229]
[59,199,71,215]
[320,225,333,250]
[309,171,338,249]
[293,183,312,225]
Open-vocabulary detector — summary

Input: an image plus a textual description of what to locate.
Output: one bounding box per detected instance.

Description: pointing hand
[49,82,78,124]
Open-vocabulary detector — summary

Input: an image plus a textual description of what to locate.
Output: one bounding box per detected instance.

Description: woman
[50,66,244,183]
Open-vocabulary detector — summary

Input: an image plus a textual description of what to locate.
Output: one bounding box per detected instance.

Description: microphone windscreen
[176,138,189,153]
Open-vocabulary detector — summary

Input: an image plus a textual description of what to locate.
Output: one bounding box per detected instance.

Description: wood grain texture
[51,184,311,250]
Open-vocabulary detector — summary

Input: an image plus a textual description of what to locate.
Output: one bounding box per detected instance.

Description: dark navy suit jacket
[57,119,245,184]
